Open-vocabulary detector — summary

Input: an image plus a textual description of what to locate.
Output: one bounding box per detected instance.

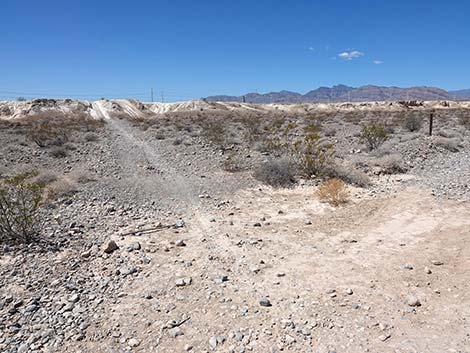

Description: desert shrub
[49,146,68,158]
[242,117,263,143]
[29,122,69,147]
[323,126,337,137]
[291,130,335,177]
[32,171,58,185]
[403,113,422,132]
[173,138,183,146]
[222,152,245,173]
[316,178,349,206]
[201,119,228,149]
[326,162,371,187]
[0,172,44,243]
[359,121,388,150]
[432,137,461,152]
[458,113,470,129]
[21,112,104,147]
[45,180,77,201]
[84,132,99,142]
[437,129,461,139]
[69,169,96,184]
[373,154,406,174]
[254,157,296,188]
[154,131,166,140]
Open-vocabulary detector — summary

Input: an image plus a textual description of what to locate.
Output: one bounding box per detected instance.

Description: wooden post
[429,111,434,136]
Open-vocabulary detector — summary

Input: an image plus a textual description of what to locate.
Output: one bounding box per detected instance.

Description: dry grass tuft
[316,178,349,206]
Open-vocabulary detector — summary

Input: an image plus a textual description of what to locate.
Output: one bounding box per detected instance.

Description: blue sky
[1,0,469,101]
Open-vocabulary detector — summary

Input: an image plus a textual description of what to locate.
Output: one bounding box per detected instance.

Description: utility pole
[161,91,164,103]
[429,111,434,136]
[151,88,154,102]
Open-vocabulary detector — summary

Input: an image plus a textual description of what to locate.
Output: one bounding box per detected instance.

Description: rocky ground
[0,99,469,353]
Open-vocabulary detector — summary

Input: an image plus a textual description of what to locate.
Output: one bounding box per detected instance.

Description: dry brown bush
[200,118,229,149]
[44,179,78,201]
[316,178,349,206]
[19,112,105,147]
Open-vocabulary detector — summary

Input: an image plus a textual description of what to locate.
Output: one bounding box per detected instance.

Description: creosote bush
[291,128,335,177]
[403,113,422,132]
[0,172,44,243]
[359,121,388,150]
[316,178,349,207]
[254,157,295,188]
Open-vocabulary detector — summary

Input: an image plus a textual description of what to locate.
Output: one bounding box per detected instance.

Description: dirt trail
[78,184,470,353]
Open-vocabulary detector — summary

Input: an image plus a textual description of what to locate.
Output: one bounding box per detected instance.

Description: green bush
[0,173,44,243]
[291,129,335,177]
[360,121,388,150]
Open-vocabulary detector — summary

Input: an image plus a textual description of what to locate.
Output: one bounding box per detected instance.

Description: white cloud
[338,50,364,60]
[373,60,383,65]
[308,46,315,51]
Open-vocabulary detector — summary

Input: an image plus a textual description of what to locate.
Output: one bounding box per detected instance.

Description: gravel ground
[1,102,469,352]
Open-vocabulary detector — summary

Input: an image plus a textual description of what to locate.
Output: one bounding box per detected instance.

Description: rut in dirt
[103,117,204,212]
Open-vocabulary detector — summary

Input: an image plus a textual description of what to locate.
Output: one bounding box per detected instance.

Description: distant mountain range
[205,85,470,103]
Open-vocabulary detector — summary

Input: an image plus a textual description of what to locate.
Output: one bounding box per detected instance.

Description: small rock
[129,242,141,251]
[168,327,184,338]
[175,277,192,287]
[214,275,229,284]
[81,250,91,258]
[17,344,29,353]
[346,288,353,295]
[103,240,119,254]
[209,336,218,350]
[175,239,186,247]
[68,294,80,303]
[424,267,432,274]
[119,265,137,277]
[407,295,421,307]
[128,338,141,347]
[378,333,391,342]
[259,297,272,307]
[175,220,185,228]
[431,260,444,266]
[401,264,413,270]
